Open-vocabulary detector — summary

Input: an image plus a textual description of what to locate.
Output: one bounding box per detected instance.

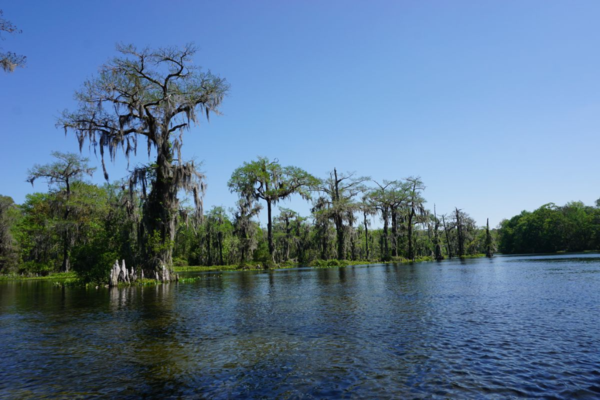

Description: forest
[497,201,600,254]
[0,152,496,283]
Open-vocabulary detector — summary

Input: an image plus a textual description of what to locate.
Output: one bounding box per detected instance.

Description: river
[1,254,600,398]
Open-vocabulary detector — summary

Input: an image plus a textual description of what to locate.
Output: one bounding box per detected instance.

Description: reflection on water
[1,255,600,398]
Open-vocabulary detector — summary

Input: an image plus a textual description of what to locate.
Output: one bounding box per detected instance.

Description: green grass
[458,254,486,259]
[0,271,77,282]
[3,254,488,286]
[173,265,241,272]
[175,257,451,272]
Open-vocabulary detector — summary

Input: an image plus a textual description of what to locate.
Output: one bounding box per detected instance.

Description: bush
[173,257,188,267]
[20,261,53,276]
[71,240,118,284]
[252,240,270,264]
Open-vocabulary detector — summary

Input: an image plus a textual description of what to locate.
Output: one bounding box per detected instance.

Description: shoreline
[0,254,489,284]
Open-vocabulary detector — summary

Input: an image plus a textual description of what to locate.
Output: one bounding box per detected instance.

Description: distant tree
[497,201,599,254]
[233,197,261,264]
[27,152,95,272]
[64,183,113,282]
[359,194,377,260]
[368,180,399,261]
[0,10,26,72]
[311,195,334,260]
[59,44,228,277]
[17,192,59,273]
[204,207,231,266]
[455,208,465,257]
[18,183,109,277]
[276,207,298,262]
[291,214,312,264]
[485,218,493,258]
[228,157,319,261]
[404,177,426,260]
[0,195,20,272]
[319,169,369,260]
[561,201,591,252]
[441,214,453,259]
[386,182,407,258]
[450,208,479,257]
[433,205,444,261]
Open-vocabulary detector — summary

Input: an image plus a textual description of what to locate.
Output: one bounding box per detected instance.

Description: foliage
[228,157,319,258]
[498,201,599,254]
[0,195,21,272]
[26,152,97,272]
[0,10,26,72]
[318,169,369,260]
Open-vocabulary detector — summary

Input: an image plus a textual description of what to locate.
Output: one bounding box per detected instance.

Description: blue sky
[2,1,600,228]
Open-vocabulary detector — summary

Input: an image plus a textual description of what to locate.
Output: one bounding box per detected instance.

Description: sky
[2,1,600,229]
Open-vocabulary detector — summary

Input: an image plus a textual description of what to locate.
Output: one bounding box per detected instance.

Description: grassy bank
[0,271,77,282]
[174,256,456,272]
[1,255,486,284]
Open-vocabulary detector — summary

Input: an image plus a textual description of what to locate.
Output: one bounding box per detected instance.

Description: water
[1,254,600,399]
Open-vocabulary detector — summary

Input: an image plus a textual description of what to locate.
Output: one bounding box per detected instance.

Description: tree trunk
[350,231,356,260]
[335,216,344,260]
[407,210,415,260]
[62,179,71,272]
[382,208,390,261]
[206,232,212,265]
[456,208,464,257]
[267,198,274,260]
[240,231,246,263]
[433,207,444,261]
[391,207,398,257]
[442,215,453,259]
[485,218,493,258]
[218,231,224,265]
[321,231,328,260]
[284,219,291,261]
[142,140,177,276]
[61,233,70,272]
[333,169,345,260]
[363,212,370,260]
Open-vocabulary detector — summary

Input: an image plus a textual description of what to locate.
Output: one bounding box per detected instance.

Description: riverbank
[172,255,485,272]
[0,271,77,282]
[0,254,488,284]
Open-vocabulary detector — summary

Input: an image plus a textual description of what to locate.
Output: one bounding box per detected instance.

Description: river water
[1,254,600,399]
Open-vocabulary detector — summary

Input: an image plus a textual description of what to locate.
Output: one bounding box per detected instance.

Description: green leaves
[228,157,319,204]
[26,152,95,190]
[229,157,319,258]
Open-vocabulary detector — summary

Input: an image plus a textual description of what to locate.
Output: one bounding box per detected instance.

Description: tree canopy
[228,157,319,260]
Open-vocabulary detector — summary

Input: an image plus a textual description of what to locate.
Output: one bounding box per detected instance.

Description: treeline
[0,154,495,282]
[0,45,495,284]
[498,201,600,254]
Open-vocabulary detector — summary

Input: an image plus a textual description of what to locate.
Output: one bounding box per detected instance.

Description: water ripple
[1,255,599,398]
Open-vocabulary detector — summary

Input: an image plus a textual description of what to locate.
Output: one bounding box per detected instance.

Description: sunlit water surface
[1,254,600,399]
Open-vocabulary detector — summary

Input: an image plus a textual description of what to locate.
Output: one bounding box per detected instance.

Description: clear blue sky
[2,1,600,228]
